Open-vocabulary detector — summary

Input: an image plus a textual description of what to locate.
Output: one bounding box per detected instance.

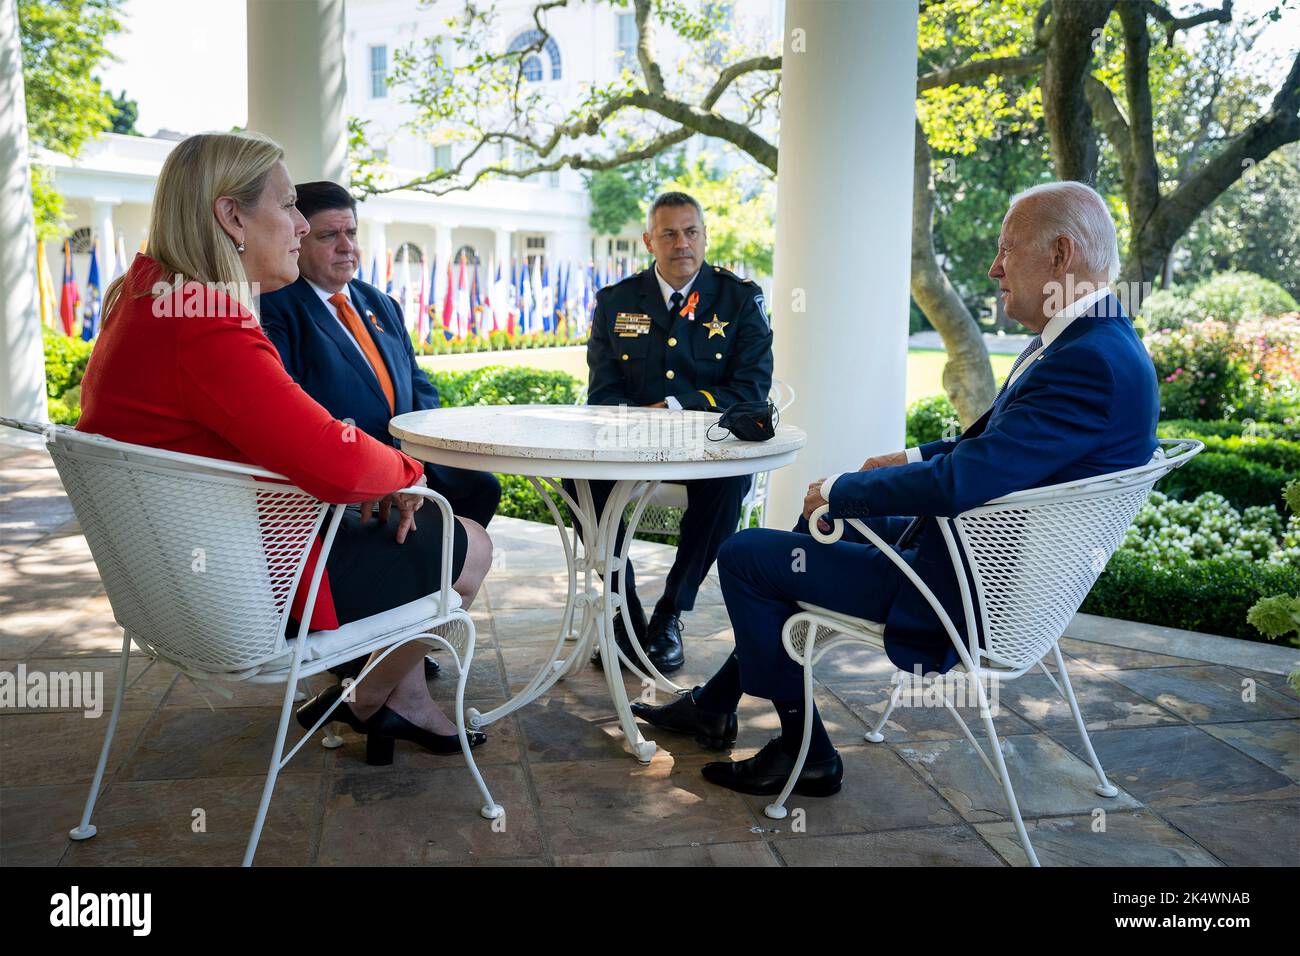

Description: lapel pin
[367,310,384,332]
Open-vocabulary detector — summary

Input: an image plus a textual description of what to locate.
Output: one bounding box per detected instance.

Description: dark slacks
[563,475,752,617]
[717,514,913,700]
[426,463,500,528]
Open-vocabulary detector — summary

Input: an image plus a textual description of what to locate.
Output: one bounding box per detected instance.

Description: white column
[0,0,47,424]
[246,0,347,183]
[434,225,454,300]
[92,200,118,280]
[493,228,512,269]
[769,0,918,522]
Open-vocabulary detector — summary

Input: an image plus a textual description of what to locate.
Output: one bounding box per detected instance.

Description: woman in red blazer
[79,132,492,764]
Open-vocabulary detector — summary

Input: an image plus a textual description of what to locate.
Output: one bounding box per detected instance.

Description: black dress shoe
[631,687,736,750]
[701,738,844,797]
[644,610,685,674]
[424,655,441,679]
[296,682,368,734]
[362,704,487,766]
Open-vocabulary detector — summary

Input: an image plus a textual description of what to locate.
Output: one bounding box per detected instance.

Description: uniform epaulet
[713,265,755,285]
[596,269,645,297]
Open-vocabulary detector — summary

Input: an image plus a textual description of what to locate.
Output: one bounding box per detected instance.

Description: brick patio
[2,437,1297,867]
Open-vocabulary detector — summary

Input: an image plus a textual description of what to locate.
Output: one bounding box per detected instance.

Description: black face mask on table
[707,399,778,443]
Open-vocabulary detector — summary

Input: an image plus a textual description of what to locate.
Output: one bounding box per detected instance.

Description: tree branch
[917,54,1045,92]
[632,0,665,96]
[1124,48,1300,282]
[1119,0,1161,232]
[1084,74,1132,170]
[1142,0,1233,45]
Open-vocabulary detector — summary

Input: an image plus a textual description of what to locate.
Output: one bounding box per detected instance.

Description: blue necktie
[997,334,1043,400]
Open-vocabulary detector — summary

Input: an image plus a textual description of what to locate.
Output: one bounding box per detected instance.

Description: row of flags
[37,233,130,341]
[43,234,758,345]
[371,250,655,343]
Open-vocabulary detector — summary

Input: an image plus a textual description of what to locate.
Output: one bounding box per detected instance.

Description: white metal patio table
[390,404,806,763]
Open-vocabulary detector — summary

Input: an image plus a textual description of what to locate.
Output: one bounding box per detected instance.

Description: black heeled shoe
[362,704,488,766]
[296,682,368,734]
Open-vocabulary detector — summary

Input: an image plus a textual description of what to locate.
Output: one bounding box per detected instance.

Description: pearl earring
[236,241,246,254]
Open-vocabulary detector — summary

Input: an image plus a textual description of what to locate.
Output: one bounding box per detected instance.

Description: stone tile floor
[2,438,1298,867]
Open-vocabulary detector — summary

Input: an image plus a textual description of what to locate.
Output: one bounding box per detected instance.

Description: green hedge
[1084,550,1299,643]
[43,331,93,423]
[1156,451,1292,513]
[428,365,581,408]
[905,394,958,446]
[1158,418,1300,442]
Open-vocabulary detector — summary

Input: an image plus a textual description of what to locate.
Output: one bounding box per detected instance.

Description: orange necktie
[330,293,395,414]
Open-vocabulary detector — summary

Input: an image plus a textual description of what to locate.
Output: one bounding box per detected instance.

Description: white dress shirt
[654,265,701,411]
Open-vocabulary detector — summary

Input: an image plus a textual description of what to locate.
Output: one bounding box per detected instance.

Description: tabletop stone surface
[390,405,806,464]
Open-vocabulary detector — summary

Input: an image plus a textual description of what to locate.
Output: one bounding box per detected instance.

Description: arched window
[69,226,94,254]
[395,242,424,267]
[453,244,478,264]
[507,29,561,80]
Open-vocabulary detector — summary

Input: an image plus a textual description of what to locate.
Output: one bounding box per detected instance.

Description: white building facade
[44,0,781,321]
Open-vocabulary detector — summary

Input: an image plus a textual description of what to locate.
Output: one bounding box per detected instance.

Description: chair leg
[452,624,503,821]
[70,632,133,841]
[1052,644,1119,798]
[765,623,818,820]
[866,680,906,743]
[973,674,1040,867]
[242,675,298,866]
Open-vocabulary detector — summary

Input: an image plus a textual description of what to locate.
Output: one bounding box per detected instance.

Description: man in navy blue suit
[259,182,500,532]
[633,181,1160,798]
[260,183,501,679]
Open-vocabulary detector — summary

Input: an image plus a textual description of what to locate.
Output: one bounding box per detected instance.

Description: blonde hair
[102,131,285,320]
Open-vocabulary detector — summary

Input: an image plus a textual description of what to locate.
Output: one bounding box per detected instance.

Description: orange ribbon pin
[679,290,700,320]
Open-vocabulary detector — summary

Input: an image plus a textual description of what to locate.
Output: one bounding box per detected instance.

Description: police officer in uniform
[576,191,774,674]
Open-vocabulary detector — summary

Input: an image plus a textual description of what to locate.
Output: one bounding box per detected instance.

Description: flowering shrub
[1123,490,1298,567]
[1146,317,1300,422]
[1234,315,1300,423]
[1188,271,1298,325]
[1146,320,1249,419]
[1139,272,1298,331]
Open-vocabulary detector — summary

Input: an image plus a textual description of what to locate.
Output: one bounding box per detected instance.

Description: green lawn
[906,348,1016,405]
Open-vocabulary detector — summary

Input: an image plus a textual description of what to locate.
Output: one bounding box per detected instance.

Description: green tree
[658,157,774,275]
[1175,144,1300,299]
[585,149,686,235]
[108,88,139,136]
[361,0,1300,427]
[18,0,124,239]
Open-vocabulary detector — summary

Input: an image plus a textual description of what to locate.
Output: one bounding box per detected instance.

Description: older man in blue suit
[633,181,1160,798]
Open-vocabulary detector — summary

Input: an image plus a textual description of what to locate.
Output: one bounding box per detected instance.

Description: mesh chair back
[45,429,327,674]
[954,443,1197,669]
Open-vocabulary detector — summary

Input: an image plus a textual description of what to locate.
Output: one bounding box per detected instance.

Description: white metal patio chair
[573,378,796,535]
[1,418,502,866]
[764,438,1203,867]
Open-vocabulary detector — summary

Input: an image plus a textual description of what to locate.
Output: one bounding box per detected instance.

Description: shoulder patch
[752,293,769,325]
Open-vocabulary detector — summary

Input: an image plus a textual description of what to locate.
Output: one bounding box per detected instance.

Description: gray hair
[1007,181,1120,282]
[646,191,705,234]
